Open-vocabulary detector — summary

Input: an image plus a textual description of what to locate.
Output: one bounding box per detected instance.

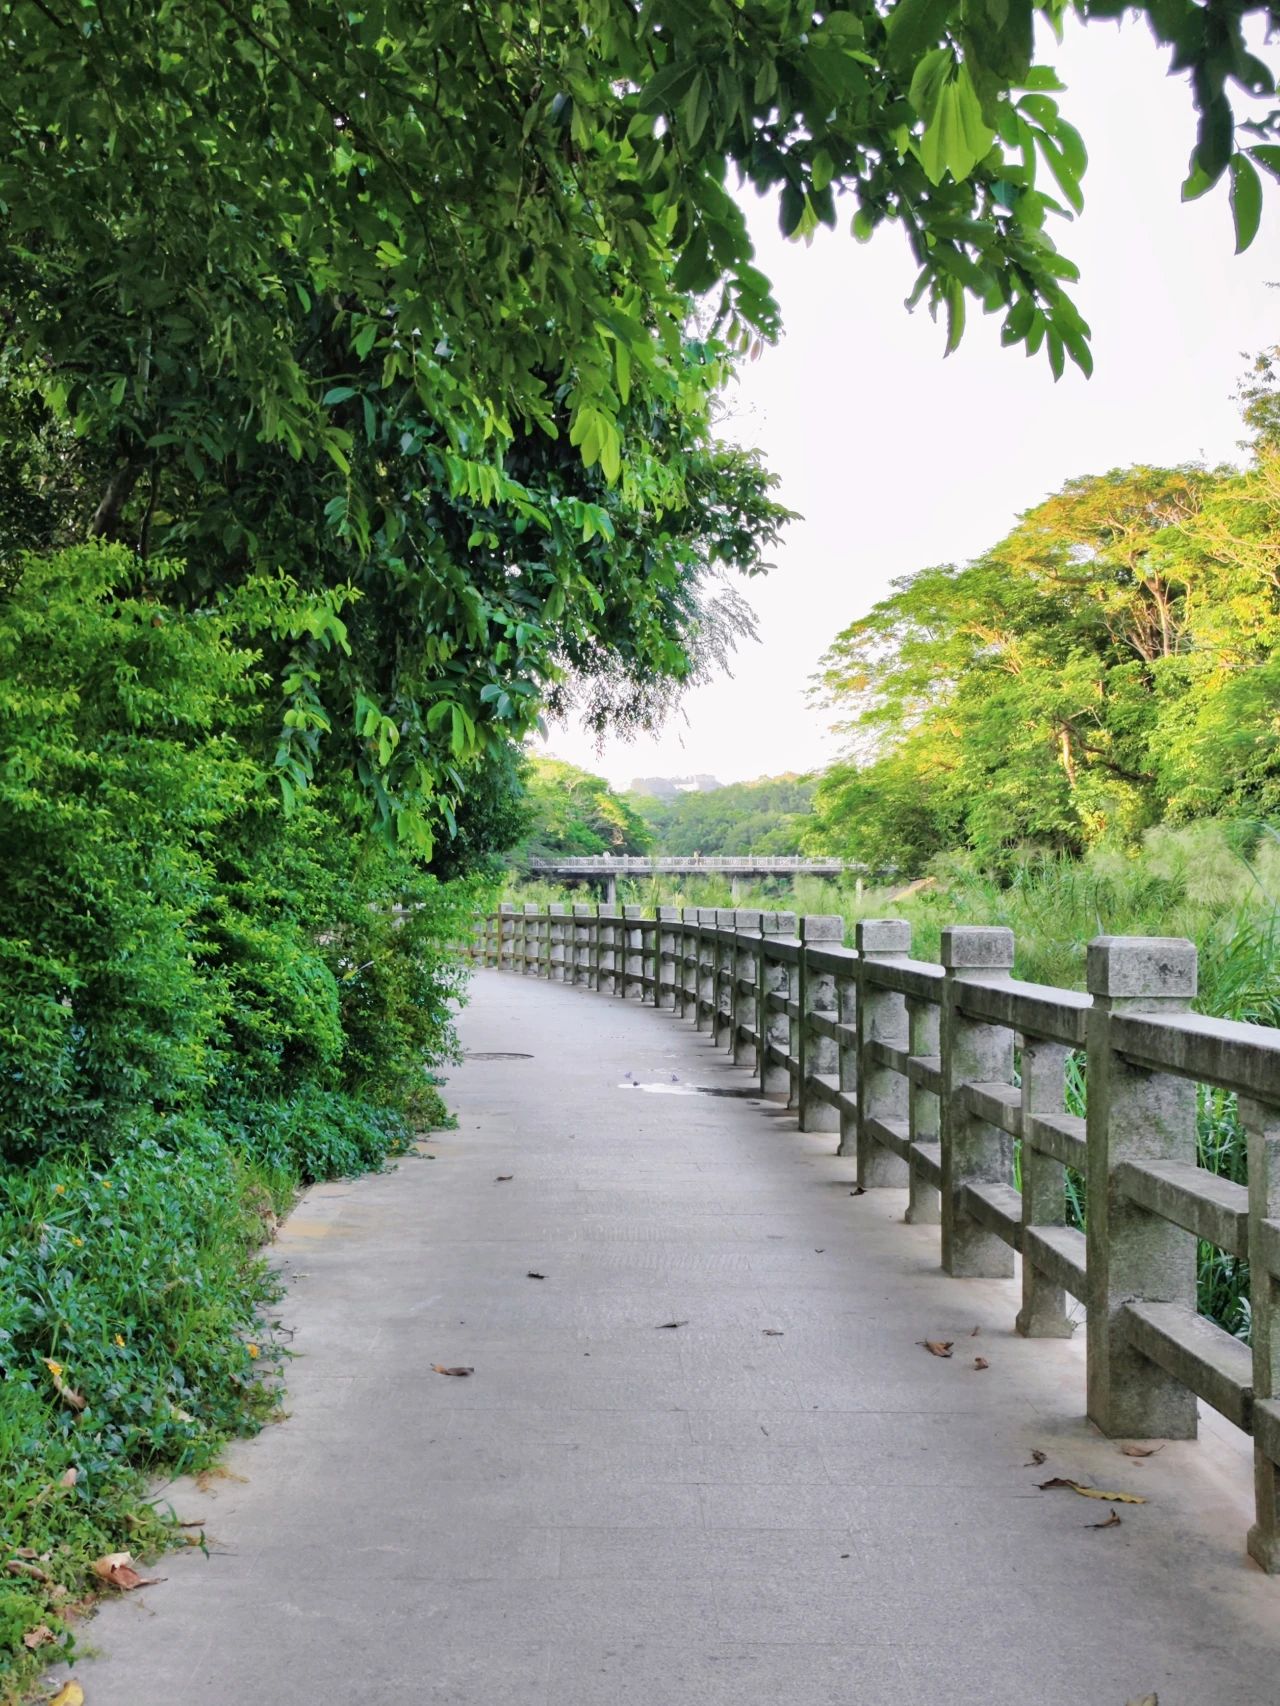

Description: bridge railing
[464,901,1280,1575]
[525,855,855,873]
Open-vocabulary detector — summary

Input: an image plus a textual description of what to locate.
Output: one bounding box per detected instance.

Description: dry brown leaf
[922,1340,954,1358]
[849,1186,866,1196]
[970,1325,981,1336]
[762,1329,784,1337]
[22,1625,55,1650]
[526,1271,546,1280]
[1125,1696,1158,1706]
[1121,1443,1165,1458]
[43,1361,85,1413]
[431,1364,473,1377]
[656,1321,688,1330]
[59,1467,78,1488]
[6,1560,50,1583]
[49,1684,84,1706]
[91,1551,162,1591]
[1087,1509,1122,1530]
[973,1356,989,1371]
[494,1174,513,1182]
[1025,1448,1047,1467]
[1037,1477,1147,1504]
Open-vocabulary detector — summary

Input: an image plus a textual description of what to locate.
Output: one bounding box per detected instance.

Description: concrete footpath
[61,970,1280,1705]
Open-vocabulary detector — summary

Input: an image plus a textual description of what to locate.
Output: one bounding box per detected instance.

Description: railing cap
[1086,935,1197,1000]
[857,917,911,956]
[801,914,843,942]
[940,924,1014,971]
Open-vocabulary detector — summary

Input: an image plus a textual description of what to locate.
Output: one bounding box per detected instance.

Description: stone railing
[463,901,1280,1574]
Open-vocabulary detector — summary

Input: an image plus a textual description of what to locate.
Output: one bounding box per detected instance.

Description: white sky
[541,18,1280,791]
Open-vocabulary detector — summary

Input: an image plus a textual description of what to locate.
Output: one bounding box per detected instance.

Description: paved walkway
[62,971,1280,1705]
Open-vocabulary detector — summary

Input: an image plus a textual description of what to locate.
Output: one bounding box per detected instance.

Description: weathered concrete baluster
[714,911,737,1048]
[906,991,941,1224]
[836,957,859,1159]
[623,906,645,1000]
[1245,1095,1280,1572]
[498,903,516,972]
[855,919,911,1188]
[732,911,763,1070]
[1085,935,1198,1439]
[597,905,618,996]
[657,907,679,1010]
[572,904,593,987]
[548,904,566,981]
[520,904,537,976]
[703,914,723,1030]
[1016,1037,1075,1336]
[759,913,796,1098]
[678,908,698,1019]
[799,916,842,1134]
[940,925,1015,1276]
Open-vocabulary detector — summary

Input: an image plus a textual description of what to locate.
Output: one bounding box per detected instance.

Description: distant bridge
[524,854,864,903]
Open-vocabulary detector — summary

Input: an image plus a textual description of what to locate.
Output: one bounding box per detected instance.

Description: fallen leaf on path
[850,1186,866,1196]
[91,1551,161,1591]
[431,1364,474,1377]
[656,1321,688,1330]
[973,1356,989,1371]
[762,1329,784,1337]
[1121,1443,1165,1458]
[1037,1478,1147,1504]
[1126,1696,1158,1705]
[1087,1509,1122,1529]
[814,1248,825,1253]
[526,1271,546,1280]
[1025,1448,1047,1467]
[23,1625,55,1649]
[970,1325,981,1336]
[176,1519,206,1528]
[195,1466,247,1492]
[921,1340,953,1358]
[59,1468,77,1488]
[494,1174,513,1182]
[48,1684,84,1706]
[6,1560,50,1583]
[42,1361,85,1413]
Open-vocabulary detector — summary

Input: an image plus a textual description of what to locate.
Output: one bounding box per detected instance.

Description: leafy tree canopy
[515,756,655,859]
[810,451,1280,870]
[633,774,818,855]
[1,0,1276,856]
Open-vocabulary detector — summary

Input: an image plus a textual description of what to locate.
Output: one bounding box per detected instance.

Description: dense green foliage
[0,546,479,1685]
[810,452,1280,872]
[517,757,654,859]
[632,774,818,855]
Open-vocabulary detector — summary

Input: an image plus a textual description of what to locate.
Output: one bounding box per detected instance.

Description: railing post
[1015,1037,1076,1336]
[714,911,737,1049]
[1085,935,1199,1440]
[855,919,911,1187]
[548,904,566,981]
[905,986,941,1224]
[657,907,679,1009]
[678,908,698,1020]
[940,925,1016,1277]
[623,906,645,1000]
[1245,1096,1280,1571]
[732,911,763,1070]
[799,915,842,1134]
[498,903,516,972]
[759,912,796,1098]
[572,903,593,987]
[597,905,618,995]
[696,909,718,1033]
[836,953,859,1159]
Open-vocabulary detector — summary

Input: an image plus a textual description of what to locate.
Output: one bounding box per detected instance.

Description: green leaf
[885,0,954,73]
[322,386,357,406]
[1229,153,1263,253]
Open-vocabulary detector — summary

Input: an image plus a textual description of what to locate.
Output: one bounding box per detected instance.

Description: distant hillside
[629,774,722,799]
[628,773,817,856]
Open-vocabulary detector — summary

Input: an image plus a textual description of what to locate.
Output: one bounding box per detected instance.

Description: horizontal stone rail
[465,903,1280,1574]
